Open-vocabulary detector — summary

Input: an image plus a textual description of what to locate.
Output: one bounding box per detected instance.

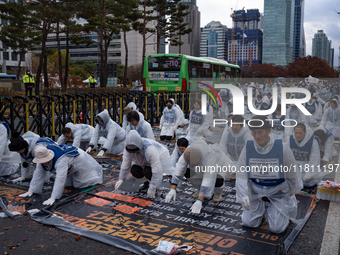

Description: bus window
[148,56,181,72]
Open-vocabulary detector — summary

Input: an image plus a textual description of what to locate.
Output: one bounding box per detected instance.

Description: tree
[0,1,41,78]
[127,64,143,82]
[168,1,191,53]
[114,0,141,87]
[69,60,95,80]
[74,0,121,88]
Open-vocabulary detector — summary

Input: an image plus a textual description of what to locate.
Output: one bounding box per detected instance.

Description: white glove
[242,196,250,211]
[173,126,177,133]
[197,127,203,133]
[303,173,312,182]
[159,125,162,130]
[115,180,124,191]
[165,189,176,203]
[12,176,25,183]
[190,200,202,214]
[19,191,33,198]
[86,147,92,153]
[42,198,55,206]
[147,187,156,198]
[97,150,105,157]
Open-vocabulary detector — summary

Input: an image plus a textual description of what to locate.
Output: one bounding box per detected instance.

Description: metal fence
[0,91,200,139]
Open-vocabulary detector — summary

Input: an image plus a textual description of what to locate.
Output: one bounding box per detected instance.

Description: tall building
[262,0,294,66]
[169,0,201,57]
[227,9,263,66]
[312,30,333,67]
[293,0,306,62]
[200,21,228,60]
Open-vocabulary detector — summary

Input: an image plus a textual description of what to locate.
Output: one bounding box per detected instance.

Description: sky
[197,0,340,67]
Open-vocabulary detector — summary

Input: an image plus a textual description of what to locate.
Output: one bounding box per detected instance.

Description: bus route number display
[168,60,179,67]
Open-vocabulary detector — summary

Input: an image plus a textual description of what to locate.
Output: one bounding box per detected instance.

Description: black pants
[184,168,224,187]
[90,83,96,88]
[131,165,152,180]
[25,86,33,96]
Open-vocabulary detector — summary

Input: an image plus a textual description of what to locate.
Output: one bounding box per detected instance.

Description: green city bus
[142,54,241,92]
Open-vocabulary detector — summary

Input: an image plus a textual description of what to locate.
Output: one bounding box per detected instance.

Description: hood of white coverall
[127,102,137,111]
[125,130,144,150]
[97,109,111,127]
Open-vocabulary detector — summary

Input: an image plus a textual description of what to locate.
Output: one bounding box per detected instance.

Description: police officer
[23,70,35,96]
[88,73,96,88]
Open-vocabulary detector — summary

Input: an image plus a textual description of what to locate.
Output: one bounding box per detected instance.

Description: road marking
[320,155,340,255]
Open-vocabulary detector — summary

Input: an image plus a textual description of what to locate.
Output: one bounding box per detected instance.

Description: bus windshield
[148,56,182,72]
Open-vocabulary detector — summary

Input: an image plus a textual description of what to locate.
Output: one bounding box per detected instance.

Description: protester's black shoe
[139,181,149,191]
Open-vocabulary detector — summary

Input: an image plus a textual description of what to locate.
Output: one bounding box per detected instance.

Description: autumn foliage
[243,56,337,78]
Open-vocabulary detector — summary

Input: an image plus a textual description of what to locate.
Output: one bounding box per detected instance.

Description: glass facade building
[293,0,306,62]
[262,0,294,66]
[312,30,334,67]
[200,21,228,60]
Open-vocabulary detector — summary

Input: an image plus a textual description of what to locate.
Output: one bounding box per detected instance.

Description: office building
[312,30,333,67]
[200,21,228,60]
[293,0,306,62]
[262,0,294,66]
[227,9,263,66]
[169,0,201,57]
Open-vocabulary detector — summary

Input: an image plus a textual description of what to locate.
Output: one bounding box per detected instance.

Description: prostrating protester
[218,89,231,119]
[114,131,174,198]
[268,104,286,140]
[0,121,20,176]
[57,123,95,150]
[170,98,187,126]
[170,137,190,168]
[320,99,340,139]
[285,103,308,140]
[86,109,126,156]
[236,115,302,234]
[125,111,154,140]
[313,126,338,168]
[19,144,103,205]
[122,102,144,130]
[159,99,181,140]
[165,138,233,214]
[219,115,252,165]
[188,99,213,138]
[303,97,320,126]
[9,131,55,182]
[289,123,321,187]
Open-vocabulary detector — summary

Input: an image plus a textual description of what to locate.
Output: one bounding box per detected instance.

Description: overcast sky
[197,0,340,67]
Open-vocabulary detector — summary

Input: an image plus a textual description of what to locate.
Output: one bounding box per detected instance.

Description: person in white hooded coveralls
[159,99,181,140]
[170,98,187,126]
[236,116,302,234]
[125,111,154,140]
[122,102,144,130]
[285,104,308,140]
[188,99,213,138]
[165,137,233,214]
[313,126,338,168]
[0,121,20,176]
[115,131,174,197]
[57,123,94,150]
[289,123,321,187]
[320,99,340,139]
[18,144,103,206]
[219,115,252,165]
[86,109,126,156]
[9,131,55,182]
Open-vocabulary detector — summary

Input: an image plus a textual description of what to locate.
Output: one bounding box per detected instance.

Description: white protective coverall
[285,106,308,140]
[303,101,321,126]
[17,131,55,181]
[57,123,94,150]
[126,118,154,140]
[170,99,187,126]
[0,121,20,176]
[28,145,103,200]
[314,126,338,162]
[267,113,286,140]
[256,96,272,111]
[160,104,181,137]
[236,135,303,234]
[218,89,231,119]
[118,131,174,189]
[172,138,233,199]
[89,109,126,155]
[320,102,340,139]
[219,125,252,164]
[188,105,214,137]
[122,102,144,130]
[289,126,321,187]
